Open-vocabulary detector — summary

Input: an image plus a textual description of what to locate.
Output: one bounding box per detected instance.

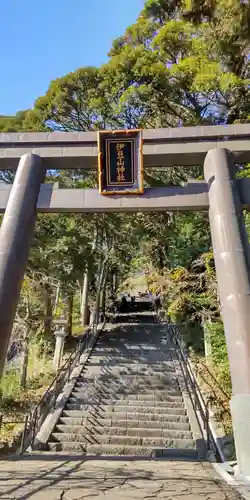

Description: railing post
[204,148,250,477]
[205,404,210,450]
[20,414,29,454]
[31,408,38,450]
[53,383,58,408]
[67,359,71,382]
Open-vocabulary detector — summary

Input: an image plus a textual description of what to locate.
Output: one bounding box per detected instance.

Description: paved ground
[0,454,244,499]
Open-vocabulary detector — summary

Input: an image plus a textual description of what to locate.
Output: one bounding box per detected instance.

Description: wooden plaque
[98,129,144,195]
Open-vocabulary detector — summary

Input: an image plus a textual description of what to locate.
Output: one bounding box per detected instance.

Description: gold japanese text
[116,143,126,182]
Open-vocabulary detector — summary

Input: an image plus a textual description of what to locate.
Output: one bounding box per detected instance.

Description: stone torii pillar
[0,153,46,379]
[204,148,250,478]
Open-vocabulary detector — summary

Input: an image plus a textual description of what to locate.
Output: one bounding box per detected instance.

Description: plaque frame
[98,129,144,196]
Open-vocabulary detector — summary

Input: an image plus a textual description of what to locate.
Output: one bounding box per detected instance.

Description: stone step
[93,350,174,356]
[55,424,193,440]
[118,390,181,398]
[70,394,184,405]
[118,370,177,376]
[76,377,179,385]
[43,317,199,460]
[107,378,179,384]
[76,374,178,381]
[77,373,177,382]
[71,393,183,403]
[74,383,180,393]
[98,343,172,347]
[113,354,176,359]
[62,410,189,423]
[73,386,181,397]
[89,361,175,366]
[95,344,172,350]
[87,359,175,365]
[59,416,191,431]
[88,366,174,370]
[76,373,177,381]
[51,432,195,449]
[64,404,187,415]
[65,403,186,414]
[93,354,174,360]
[47,441,198,458]
[77,373,178,380]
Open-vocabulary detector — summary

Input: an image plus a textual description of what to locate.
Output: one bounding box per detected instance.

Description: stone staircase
[47,313,202,457]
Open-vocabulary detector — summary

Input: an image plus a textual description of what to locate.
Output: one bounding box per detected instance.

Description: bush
[207,321,232,398]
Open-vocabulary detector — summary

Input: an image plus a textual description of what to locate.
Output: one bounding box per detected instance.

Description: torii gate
[0,124,250,477]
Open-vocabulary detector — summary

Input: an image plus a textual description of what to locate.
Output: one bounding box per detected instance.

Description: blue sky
[0,0,145,116]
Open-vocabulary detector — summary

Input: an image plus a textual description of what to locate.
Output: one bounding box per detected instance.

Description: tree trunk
[20,326,29,389]
[203,317,212,359]
[81,268,90,327]
[112,272,117,295]
[169,213,175,224]
[78,281,82,310]
[100,266,108,316]
[66,294,73,337]
[43,283,53,336]
[94,259,108,326]
[54,281,60,316]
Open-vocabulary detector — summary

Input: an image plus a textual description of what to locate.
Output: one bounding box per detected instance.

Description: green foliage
[33,66,121,132]
[0,110,48,132]
[208,321,232,396]
[0,336,56,444]
[105,0,250,124]
[1,337,54,403]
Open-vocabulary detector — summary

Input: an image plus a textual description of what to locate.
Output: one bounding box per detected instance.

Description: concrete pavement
[0,454,245,499]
